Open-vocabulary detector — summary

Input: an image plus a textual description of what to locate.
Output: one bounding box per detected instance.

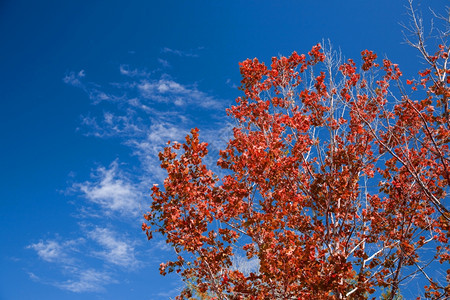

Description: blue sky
[0,1,447,299]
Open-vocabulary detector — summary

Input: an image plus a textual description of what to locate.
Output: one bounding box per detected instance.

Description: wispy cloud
[27,271,40,281]
[119,64,152,78]
[88,227,139,268]
[27,233,134,292]
[27,240,65,263]
[161,47,200,57]
[66,65,224,110]
[158,58,171,68]
[54,268,116,293]
[137,77,223,108]
[63,70,115,104]
[87,90,113,102]
[131,121,186,155]
[64,63,226,184]
[226,78,239,89]
[126,120,189,182]
[79,110,143,138]
[156,288,182,299]
[63,70,85,87]
[27,267,116,293]
[27,239,83,264]
[47,59,231,295]
[231,255,260,276]
[74,160,141,216]
[154,240,173,252]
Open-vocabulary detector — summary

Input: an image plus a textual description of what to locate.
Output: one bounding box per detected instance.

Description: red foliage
[144,43,449,299]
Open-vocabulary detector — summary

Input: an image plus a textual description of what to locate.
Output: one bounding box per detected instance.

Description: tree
[143,3,449,299]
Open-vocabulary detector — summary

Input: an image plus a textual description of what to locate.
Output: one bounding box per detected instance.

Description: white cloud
[119,65,151,77]
[137,78,223,108]
[158,58,170,68]
[79,110,143,138]
[138,79,185,95]
[161,47,199,57]
[75,161,140,216]
[145,122,186,148]
[28,240,64,263]
[127,121,188,181]
[89,90,111,102]
[88,227,138,268]
[231,255,260,276]
[55,268,116,293]
[63,70,85,87]
[154,240,173,252]
[54,60,231,295]
[27,272,40,281]
[156,288,182,299]
[65,64,229,210]
[78,115,104,138]
[27,239,82,264]
[63,70,115,104]
[119,64,135,76]
[226,78,239,89]
[26,234,134,293]
[65,70,139,106]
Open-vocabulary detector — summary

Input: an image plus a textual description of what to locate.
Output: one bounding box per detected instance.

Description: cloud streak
[160,47,200,57]
[27,240,68,263]
[137,77,223,108]
[119,64,152,78]
[74,160,141,217]
[54,268,117,293]
[64,69,115,104]
[27,239,83,264]
[66,62,228,184]
[63,70,85,87]
[30,55,231,295]
[27,228,139,293]
[88,227,139,268]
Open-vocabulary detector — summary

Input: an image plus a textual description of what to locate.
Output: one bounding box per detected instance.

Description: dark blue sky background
[0,1,447,299]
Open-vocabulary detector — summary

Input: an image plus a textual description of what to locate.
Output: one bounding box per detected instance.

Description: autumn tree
[144,3,449,299]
